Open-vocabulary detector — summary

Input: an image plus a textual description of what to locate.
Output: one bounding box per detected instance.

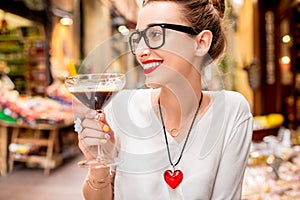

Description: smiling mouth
[143,61,162,74]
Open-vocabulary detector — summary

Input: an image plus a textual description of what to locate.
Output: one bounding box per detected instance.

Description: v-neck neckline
[149,88,213,144]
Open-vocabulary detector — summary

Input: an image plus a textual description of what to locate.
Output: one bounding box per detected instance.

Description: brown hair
[143,0,227,66]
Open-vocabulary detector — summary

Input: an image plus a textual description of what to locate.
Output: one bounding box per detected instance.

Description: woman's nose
[135,38,151,57]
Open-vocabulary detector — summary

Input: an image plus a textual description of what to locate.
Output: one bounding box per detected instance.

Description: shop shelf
[252,128,280,141]
[0,35,22,42]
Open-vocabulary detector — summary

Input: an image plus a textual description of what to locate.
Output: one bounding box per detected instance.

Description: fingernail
[100,139,107,144]
[104,134,110,140]
[103,125,110,132]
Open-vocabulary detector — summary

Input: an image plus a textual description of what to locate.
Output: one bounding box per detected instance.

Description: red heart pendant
[164,170,183,189]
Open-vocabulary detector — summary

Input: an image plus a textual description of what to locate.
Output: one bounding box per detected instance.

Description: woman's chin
[145,82,160,89]
[143,65,171,88]
[144,76,163,89]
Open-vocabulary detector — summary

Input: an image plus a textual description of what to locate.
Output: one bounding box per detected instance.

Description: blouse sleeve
[211,116,253,199]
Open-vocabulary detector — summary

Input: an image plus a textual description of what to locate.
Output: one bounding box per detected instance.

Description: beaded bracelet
[86,172,111,191]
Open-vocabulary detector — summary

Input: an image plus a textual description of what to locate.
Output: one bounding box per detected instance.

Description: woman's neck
[159,86,201,120]
[155,73,203,137]
[160,70,202,115]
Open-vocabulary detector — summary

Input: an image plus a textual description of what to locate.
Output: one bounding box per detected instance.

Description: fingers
[81,119,112,140]
[80,125,111,144]
[78,112,115,145]
[98,113,115,143]
[81,117,101,130]
[80,135,111,147]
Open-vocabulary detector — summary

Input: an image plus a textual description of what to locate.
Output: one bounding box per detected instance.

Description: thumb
[100,112,115,143]
[100,111,108,124]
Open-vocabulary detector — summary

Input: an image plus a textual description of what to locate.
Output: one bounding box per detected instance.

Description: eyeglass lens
[130,25,165,55]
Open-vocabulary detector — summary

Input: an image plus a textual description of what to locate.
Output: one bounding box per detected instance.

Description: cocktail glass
[65,73,125,168]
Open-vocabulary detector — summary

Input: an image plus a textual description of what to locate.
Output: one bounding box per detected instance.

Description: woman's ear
[194,30,213,57]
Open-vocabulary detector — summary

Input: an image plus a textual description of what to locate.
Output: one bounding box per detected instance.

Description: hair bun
[211,0,225,19]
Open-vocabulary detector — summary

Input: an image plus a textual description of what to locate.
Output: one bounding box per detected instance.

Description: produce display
[242,162,300,199]
[253,114,284,130]
[242,129,300,200]
[46,80,73,105]
[0,82,73,125]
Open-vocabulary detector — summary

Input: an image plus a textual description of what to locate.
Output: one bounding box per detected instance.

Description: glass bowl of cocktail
[65,73,125,168]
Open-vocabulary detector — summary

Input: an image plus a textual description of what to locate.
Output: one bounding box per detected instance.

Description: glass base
[77,158,122,169]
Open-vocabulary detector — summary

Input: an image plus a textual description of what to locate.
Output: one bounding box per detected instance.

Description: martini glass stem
[96,146,102,161]
[95,109,104,163]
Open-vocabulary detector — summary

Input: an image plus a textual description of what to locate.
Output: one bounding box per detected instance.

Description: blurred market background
[0,0,300,199]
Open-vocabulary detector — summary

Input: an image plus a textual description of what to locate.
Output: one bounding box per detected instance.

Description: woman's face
[135,2,200,88]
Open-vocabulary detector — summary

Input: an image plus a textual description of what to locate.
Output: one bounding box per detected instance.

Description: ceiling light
[60,17,73,26]
[282,35,291,43]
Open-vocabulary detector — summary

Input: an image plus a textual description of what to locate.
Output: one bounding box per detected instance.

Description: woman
[77,0,253,199]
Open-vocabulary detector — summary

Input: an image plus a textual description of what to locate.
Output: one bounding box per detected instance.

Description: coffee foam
[68,84,119,93]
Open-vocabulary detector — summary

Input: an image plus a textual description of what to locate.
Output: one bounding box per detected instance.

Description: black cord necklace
[158,92,203,189]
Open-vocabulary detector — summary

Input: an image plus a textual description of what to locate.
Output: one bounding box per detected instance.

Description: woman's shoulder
[208,90,252,118]
[224,90,249,104]
[225,90,250,110]
[209,90,249,106]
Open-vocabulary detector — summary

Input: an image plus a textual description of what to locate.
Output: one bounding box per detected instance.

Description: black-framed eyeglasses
[129,23,198,55]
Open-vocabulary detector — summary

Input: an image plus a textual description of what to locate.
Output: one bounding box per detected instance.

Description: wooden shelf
[0,120,76,176]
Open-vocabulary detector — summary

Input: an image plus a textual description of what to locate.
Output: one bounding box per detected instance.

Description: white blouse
[105,89,253,200]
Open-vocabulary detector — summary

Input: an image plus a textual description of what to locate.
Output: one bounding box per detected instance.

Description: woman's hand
[72,96,115,160]
[72,99,115,200]
[78,111,115,160]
